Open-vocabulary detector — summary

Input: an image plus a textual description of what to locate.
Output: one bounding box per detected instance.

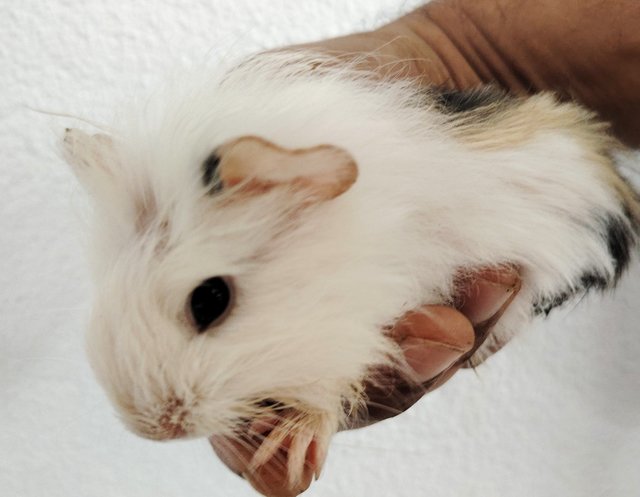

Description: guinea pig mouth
[125,397,195,441]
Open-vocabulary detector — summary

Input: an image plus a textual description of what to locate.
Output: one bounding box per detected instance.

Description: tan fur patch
[448,93,640,226]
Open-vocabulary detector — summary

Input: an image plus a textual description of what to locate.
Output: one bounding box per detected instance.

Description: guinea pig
[63,52,639,495]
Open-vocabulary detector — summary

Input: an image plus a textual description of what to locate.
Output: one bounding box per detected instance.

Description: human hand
[210,267,520,497]
[357,266,521,426]
[299,0,640,147]
[209,0,640,493]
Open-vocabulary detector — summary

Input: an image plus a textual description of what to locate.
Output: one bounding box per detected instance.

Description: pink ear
[216,136,358,201]
[62,128,118,193]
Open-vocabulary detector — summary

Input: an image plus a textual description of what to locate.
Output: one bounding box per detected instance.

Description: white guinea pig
[63,52,639,494]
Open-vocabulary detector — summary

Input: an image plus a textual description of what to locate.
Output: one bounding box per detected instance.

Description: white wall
[1,1,639,496]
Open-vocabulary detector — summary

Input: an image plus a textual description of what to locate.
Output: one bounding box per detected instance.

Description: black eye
[188,277,233,332]
[202,153,221,192]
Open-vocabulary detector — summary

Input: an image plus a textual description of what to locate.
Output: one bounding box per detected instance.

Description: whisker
[235,434,288,492]
[51,399,107,438]
[26,106,110,132]
[360,399,405,418]
[215,436,250,474]
[215,436,275,492]
[331,441,431,457]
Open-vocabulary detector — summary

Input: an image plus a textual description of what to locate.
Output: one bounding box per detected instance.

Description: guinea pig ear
[63,128,119,193]
[216,136,358,202]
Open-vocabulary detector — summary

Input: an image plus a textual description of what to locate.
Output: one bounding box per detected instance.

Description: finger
[210,434,316,497]
[355,307,474,425]
[210,433,252,476]
[210,413,321,497]
[456,266,522,367]
[391,306,474,382]
[456,266,520,327]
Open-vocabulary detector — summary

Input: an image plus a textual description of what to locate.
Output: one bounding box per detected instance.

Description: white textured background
[1,1,639,496]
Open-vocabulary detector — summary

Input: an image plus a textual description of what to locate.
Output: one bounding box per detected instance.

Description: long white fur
[65,52,637,488]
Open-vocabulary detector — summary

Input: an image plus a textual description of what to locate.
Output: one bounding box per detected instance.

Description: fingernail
[400,336,465,382]
[459,269,520,326]
[309,440,324,481]
[394,307,475,350]
[313,437,330,481]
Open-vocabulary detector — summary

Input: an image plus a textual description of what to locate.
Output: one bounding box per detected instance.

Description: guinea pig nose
[157,421,187,440]
[156,398,189,439]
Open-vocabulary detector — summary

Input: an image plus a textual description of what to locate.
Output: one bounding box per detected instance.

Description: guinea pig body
[64,52,639,490]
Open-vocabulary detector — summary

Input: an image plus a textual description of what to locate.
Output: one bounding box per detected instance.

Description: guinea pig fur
[63,52,639,492]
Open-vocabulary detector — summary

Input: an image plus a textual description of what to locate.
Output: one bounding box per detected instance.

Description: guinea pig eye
[188,277,233,332]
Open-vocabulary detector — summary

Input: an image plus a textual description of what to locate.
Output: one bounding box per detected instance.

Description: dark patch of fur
[532,271,609,317]
[431,88,639,319]
[202,153,222,193]
[432,87,510,114]
[606,214,636,279]
[532,212,638,316]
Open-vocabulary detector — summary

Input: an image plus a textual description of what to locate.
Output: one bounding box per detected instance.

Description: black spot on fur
[532,271,610,317]
[579,272,609,290]
[605,215,636,279]
[202,153,222,193]
[532,212,639,317]
[532,292,570,317]
[433,87,509,114]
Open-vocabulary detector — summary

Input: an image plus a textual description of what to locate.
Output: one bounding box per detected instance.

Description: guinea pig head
[64,129,390,491]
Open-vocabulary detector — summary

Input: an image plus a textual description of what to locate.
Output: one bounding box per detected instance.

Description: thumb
[390,306,474,382]
[391,266,521,382]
